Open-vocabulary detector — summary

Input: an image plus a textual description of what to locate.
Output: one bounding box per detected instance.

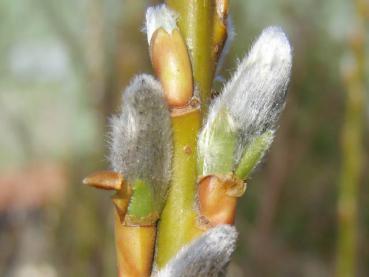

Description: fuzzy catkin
[201,26,292,169]
[154,225,238,277]
[109,74,172,208]
[145,4,178,44]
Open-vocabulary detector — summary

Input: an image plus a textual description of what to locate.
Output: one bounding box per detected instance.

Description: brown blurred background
[0,0,368,276]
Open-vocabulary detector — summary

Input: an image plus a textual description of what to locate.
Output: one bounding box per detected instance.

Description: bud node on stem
[197,174,246,226]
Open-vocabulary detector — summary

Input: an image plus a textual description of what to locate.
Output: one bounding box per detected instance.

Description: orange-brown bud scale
[150,28,193,107]
[83,171,124,190]
[216,0,229,18]
[198,174,246,226]
[124,212,160,227]
[114,212,156,277]
[85,173,157,276]
[112,185,132,223]
[213,0,229,60]
[213,19,227,60]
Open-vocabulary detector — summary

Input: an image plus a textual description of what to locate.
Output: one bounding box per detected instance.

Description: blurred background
[0,0,368,276]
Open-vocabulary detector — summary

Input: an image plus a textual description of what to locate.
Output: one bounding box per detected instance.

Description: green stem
[155,109,202,268]
[155,0,218,268]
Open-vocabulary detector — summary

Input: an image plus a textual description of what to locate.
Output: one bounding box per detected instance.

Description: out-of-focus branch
[255,128,289,239]
[336,1,366,276]
[35,0,86,71]
[84,0,109,136]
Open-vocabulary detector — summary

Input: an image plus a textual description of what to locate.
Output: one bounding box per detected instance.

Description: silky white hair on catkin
[200,26,292,169]
[145,4,178,44]
[109,74,172,209]
[154,225,238,277]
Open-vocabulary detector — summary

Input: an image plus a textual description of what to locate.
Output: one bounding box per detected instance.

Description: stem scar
[183,145,193,155]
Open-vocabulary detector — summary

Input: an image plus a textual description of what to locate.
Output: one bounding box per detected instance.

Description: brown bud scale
[197,174,246,226]
[83,170,124,190]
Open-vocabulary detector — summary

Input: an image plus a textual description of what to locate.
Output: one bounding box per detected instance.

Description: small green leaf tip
[109,74,172,217]
[235,131,274,180]
[127,179,155,220]
[198,26,292,177]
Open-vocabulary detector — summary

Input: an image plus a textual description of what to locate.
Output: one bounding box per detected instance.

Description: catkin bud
[145,4,193,107]
[154,225,237,277]
[198,26,292,178]
[109,74,172,224]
